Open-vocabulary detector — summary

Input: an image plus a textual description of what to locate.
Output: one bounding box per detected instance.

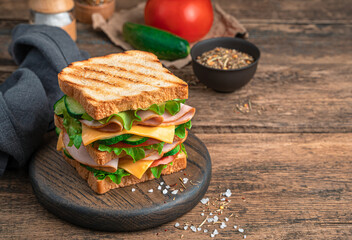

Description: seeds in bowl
[196,47,254,70]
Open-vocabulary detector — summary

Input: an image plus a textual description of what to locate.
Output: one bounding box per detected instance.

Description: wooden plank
[1,133,351,239]
[1,0,352,22]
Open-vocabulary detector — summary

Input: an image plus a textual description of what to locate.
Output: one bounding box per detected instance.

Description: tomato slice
[109,138,161,148]
[150,151,180,168]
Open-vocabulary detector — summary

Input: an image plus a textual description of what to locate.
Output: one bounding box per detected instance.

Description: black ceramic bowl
[190,37,260,93]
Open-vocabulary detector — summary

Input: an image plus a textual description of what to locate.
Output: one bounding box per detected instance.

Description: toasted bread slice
[58,50,188,120]
[63,152,187,194]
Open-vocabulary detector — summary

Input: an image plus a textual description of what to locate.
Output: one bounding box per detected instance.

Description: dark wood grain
[29,132,211,231]
[1,0,352,239]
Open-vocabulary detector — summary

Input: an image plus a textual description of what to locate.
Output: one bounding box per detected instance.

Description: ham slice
[137,104,195,127]
[80,117,123,132]
[63,133,119,173]
[80,104,195,132]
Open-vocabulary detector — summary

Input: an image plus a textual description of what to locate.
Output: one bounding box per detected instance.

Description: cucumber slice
[63,149,73,159]
[55,127,61,136]
[98,134,133,145]
[54,96,65,117]
[163,145,180,157]
[64,95,86,119]
[123,135,148,145]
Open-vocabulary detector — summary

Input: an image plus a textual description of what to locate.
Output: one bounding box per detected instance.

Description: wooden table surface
[1,0,352,239]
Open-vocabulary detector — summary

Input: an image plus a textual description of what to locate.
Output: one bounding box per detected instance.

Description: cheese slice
[56,131,64,151]
[82,124,175,145]
[118,159,154,179]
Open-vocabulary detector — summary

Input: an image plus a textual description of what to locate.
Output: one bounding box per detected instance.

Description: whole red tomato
[144,0,213,43]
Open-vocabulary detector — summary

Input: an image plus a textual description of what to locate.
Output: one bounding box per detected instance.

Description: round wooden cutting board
[29,131,211,231]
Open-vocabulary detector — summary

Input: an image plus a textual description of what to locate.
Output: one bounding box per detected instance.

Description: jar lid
[29,0,74,14]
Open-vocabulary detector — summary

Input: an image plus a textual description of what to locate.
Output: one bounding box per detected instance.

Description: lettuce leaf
[175,120,192,139]
[83,165,130,184]
[150,162,174,178]
[180,143,188,158]
[84,99,186,129]
[98,141,165,162]
[62,108,82,149]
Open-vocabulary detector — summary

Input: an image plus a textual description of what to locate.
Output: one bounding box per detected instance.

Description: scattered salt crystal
[220,198,226,201]
[197,227,201,231]
[131,188,136,192]
[148,189,153,193]
[213,229,219,235]
[165,185,170,189]
[220,222,227,229]
[207,218,213,223]
[225,217,229,222]
[163,189,168,194]
[244,235,247,239]
[160,182,164,185]
[201,213,205,216]
[210,234,214,238]
[239,228,244,233]
[209,212,213,216]
[184,225,188,230]
[158,186,162,190]
[200,198,209,204]
[174,222,180,227]
[213,216,219,222]
[234,225,237,229]
[171,190,178,195]
[223,189,232,197]
[183,178,189,184]
[190,226,197,232]
[204,229,208,233]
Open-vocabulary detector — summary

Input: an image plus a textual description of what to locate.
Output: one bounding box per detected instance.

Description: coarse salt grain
[213,216,219,222]
[209,212,213,216]
[148,189,153,193]
[163,189,168,194]
[207,218,213,223]
[210,234,214,238]
[225,217,229,222]
[239,228,244,233]
[223,189,232,197]
[184,225,188,230]
[220,222,227,229]
[220,198,226,201]
[131,188,136,192]
[234,225,237,229]
[165,185,170,189]
[171,190,178,195]
[213,229,219,235]
[204,229,208,233]
[190,226,197,232]
[160,182,164,185]
[200,198,209,204]
[197,227,201,231]
[201,213,205,216]
[244,235,247,239]
[183,178,189,184]
[158,186,162,190]
[174,222,180,227]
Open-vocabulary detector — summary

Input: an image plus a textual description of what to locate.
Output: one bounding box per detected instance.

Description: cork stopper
[29,0,74,14]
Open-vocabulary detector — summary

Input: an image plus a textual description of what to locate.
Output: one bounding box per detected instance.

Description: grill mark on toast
[85,62,186,86]
[63,71,125,88]
[60,73,126,96]
[75,64,160,87]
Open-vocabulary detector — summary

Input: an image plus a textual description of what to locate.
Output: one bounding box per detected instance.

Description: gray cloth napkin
[0,24,89,175]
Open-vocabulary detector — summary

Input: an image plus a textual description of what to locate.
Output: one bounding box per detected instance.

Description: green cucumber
[163,145,180,157]
[123,22,190,61]
[54,96,65,117]
[98,134,133,145]
[64,95,86,119]
[123,135,148,145]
